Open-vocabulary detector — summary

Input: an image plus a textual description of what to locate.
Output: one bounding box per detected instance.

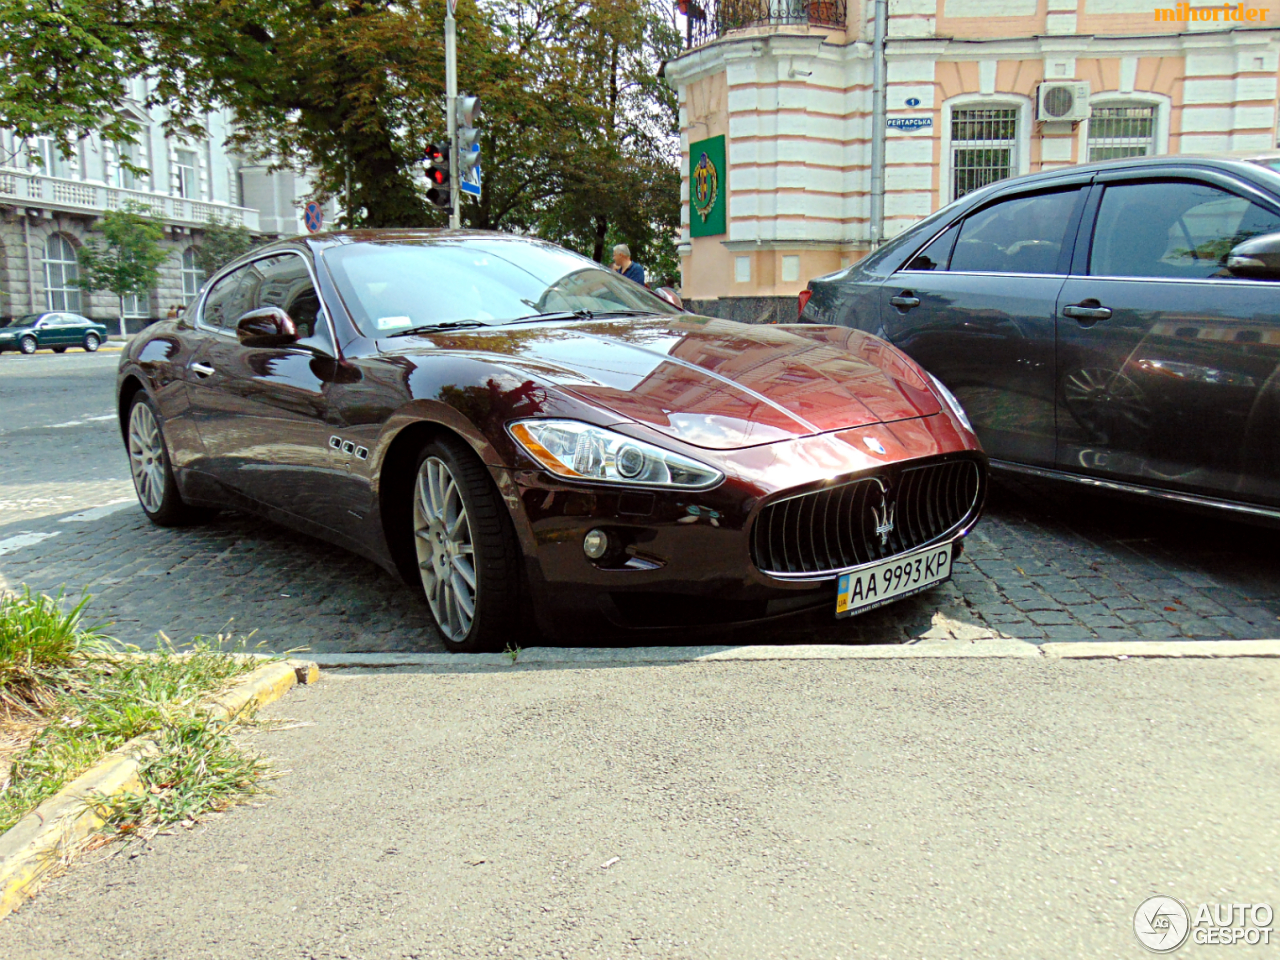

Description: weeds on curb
[506,643,521,663]
[0,591,270,835]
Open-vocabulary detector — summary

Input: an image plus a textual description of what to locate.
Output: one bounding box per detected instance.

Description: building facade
[665,0,1280,320]
[0,78,335,328]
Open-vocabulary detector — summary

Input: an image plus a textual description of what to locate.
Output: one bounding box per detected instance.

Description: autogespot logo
[1134,896,1191,953]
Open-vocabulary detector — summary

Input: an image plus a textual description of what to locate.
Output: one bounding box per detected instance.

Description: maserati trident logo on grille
[872,497,896,546]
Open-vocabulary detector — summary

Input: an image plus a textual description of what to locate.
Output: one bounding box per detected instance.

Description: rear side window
[1089,180,1280,279]
[903,223,960,271]
[949,189,1080,275]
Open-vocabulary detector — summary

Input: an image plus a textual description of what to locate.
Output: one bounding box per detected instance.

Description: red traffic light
[427,166,448,186]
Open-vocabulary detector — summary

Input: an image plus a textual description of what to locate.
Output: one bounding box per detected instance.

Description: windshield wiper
[504,309,653,325]
[384,321,489,337]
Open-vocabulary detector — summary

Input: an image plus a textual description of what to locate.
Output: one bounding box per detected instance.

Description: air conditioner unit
[1037,81,1091,122]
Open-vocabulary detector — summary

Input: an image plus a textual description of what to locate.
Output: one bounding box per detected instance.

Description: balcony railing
[0,168,261,233]
[680,0,847,49]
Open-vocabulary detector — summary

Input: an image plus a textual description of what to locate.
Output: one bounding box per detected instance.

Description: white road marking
[59,499,136,523]
[0,531,60,556]
[47,414,116,429]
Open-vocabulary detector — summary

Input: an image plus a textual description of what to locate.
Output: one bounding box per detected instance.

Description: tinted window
[1090,180,1280,279]
[903,223,960,271]
[950,189,1080,274]
[323,239,680,337]
[200,268,248,330]
[247,254,332,350]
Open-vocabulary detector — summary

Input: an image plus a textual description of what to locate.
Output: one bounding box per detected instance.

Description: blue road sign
[304,201,324,233]
[460,145,481,199]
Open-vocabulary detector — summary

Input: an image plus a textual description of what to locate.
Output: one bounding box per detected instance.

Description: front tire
[127,393,211,526]
[412,438,521,653]
[19,336,36,355]
[83,333,101,352]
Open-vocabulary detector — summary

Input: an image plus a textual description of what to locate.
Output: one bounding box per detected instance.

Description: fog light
[583,528,610,560]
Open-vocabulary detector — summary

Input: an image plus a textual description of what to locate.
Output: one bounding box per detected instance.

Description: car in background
[801,156,1280,523]
[0,313,109,354]
[117,230,986,652]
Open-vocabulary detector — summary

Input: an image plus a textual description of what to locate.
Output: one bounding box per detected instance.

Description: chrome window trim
[193,250,338,351]
[1067,272,1280,284]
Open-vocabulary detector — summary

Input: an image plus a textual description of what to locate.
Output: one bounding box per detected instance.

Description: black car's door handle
[889,293,920,310]
[1062,301,1113,322]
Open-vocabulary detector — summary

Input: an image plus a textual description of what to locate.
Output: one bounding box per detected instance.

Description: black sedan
[0,313,108,354]
[802,156,1280,522]
[116,231,985,651]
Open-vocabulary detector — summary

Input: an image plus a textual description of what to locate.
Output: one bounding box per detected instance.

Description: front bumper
[501,414,986,641]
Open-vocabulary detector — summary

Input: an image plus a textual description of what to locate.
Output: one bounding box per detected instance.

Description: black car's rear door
[1055,171,1280,505]
[880,182,1089,467]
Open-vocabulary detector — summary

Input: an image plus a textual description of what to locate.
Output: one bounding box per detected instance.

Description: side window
[1090,180,1280,279]
[949,188,1081,275]
[903,223,960,272]
[200,267,248,330]
[250,254,331,350]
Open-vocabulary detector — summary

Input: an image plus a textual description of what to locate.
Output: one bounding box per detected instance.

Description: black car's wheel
[412,437,521,653]
[83,333,101,352]
[19,336,37,355]
[52,346,67,353]
[127,393,211,526]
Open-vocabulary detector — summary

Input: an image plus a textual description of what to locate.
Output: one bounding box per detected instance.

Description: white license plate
[835,543,954,618]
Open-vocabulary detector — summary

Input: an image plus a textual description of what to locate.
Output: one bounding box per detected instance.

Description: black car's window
[245,254,333,351]
[322,239,680,337]
[200,267,249,330]
[903,223,960,272]
[1090,180,1280,279]
[949,188,1080,275]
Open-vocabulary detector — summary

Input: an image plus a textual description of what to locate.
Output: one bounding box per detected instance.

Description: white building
[0,78,336,328]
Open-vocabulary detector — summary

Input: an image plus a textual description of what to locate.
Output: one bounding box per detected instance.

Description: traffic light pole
[445,4,460,229]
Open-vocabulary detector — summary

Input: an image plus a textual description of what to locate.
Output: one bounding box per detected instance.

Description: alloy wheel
[84,334,100,352]
[19,336,36,355]
[413,456,479,643]
[128,401,166,513]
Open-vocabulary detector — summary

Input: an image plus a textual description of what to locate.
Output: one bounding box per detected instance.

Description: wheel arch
[117,373,146,443]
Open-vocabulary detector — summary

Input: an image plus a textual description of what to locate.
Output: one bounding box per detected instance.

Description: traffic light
[424,142,450,208]
[456,94,482,175]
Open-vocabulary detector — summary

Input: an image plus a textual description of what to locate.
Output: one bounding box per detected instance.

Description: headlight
[925,372,973,434]
[508,419,723,489]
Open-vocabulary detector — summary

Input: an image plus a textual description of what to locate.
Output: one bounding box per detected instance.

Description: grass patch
[0,590,272,836]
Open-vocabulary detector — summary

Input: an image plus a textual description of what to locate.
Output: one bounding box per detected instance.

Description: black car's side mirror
[1226,230,1280,280]
[236,307,299,347]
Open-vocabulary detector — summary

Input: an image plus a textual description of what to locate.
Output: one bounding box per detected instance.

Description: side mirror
[654,286,685,311]
[1227,230,1280,280]
[236,307,298,347]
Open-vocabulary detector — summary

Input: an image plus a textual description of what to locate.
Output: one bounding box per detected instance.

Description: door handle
[1062,301,1113,322]
[189,361,216,378]
[889,293,921,310]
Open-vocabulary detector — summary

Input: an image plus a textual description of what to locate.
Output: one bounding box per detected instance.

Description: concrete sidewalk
[2,655,1278,958]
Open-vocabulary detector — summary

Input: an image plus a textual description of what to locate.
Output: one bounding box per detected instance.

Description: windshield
[322,238,679,336]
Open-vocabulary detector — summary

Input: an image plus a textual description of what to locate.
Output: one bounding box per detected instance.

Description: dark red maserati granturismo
[117,231,987,651]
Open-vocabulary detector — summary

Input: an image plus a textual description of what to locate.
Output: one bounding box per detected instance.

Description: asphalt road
[2,655,1278,959]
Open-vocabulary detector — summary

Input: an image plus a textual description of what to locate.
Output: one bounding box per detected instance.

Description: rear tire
[19,336,36,355]
[412,437,522,653]
[52,346,66,353]
[127,393,213,527]
[83,333,100,352]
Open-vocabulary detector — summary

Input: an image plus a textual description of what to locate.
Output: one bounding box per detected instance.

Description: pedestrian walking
[611,244,647,287]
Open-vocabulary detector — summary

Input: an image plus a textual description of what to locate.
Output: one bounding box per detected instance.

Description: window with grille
[951,108,1018,200]
[182,247,206,301]
[43,234,82,312]
[1087,104,1156,162]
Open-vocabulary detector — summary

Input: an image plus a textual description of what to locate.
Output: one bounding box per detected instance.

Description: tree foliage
[192,217,256,277]
[5,0,682,271]
[76,204,168,333]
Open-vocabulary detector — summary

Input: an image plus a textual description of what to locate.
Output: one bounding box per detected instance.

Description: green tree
[76,204,168,337]
[193,217,255,277]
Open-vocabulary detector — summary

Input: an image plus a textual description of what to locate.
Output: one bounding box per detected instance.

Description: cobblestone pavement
[1,352,1277,652]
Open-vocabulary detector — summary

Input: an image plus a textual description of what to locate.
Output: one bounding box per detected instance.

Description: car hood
[381,315,941,450]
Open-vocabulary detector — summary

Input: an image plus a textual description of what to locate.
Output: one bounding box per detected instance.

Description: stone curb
[0,657,318,921]
[308,638,1280,670]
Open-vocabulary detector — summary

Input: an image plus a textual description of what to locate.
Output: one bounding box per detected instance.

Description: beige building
[665,0,1280,320]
